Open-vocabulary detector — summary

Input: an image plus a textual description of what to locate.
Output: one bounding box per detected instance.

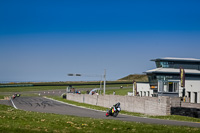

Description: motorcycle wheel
[106,112,109,117]
[113,112,118,117]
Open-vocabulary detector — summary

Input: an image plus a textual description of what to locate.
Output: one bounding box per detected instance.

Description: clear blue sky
[1,0,200,82]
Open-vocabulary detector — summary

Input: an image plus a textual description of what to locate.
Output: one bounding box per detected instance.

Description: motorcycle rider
[108,102,120,115]
[114,102,120,108]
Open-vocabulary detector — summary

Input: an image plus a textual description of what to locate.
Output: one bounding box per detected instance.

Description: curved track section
[11,96,200,128]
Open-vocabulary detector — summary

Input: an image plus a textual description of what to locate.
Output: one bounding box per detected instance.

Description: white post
[104,69,106,95]
[133,81,135,96]
[99,77,103,95]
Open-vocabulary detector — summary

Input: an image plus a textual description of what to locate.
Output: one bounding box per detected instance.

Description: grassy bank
[0,104,200,133]
[119,74,148,82]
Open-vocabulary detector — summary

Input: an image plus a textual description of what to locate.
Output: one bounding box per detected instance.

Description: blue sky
[1,0,200,82]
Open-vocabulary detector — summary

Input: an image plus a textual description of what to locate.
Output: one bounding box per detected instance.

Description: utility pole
[104,69,106,95]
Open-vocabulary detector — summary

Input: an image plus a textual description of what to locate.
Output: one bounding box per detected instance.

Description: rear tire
[106,113,109,117]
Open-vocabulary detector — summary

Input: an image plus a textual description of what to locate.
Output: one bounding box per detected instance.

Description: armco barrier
[66,93,171,116]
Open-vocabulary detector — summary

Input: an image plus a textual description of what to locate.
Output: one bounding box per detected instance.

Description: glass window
[158,81,179,93]
[174,82,179,92]
[160,62,169,68]
[156,61,162,68]
[168,82,173,92]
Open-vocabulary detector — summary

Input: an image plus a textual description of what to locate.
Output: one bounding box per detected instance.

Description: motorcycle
[106,102,121,117]
[12,93,21,99]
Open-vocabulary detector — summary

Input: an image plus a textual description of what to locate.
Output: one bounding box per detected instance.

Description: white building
[135,57,200,103]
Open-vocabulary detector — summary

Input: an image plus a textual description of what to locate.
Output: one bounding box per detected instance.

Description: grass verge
[48,96,200,123]
[0,84,132,93]
[0,86,66,92]
[105,88,132,95]
[0,95,4,99]
[79,87,133,95]
[0,104,200,133]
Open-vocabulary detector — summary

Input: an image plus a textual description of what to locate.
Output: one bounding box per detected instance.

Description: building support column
[191,92,194,103]
[198,92,200,104]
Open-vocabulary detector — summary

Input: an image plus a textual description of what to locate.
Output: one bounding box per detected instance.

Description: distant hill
[118,74,148,82]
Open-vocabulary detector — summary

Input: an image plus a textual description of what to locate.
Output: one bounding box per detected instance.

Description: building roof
[145,68,200,75]
[151,57,200,62]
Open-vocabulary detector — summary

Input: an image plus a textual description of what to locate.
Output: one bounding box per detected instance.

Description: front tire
[113,112,118,117]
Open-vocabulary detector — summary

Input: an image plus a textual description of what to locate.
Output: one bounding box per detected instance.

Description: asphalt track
[7,96,200,128]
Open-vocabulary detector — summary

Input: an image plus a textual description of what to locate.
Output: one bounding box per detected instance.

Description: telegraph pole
[104,69,106,95]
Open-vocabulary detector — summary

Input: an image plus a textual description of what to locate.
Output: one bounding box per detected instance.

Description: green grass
[0,84,132,93]
[0,95,4,99]
[48,96,200,123]
[119,74,148,82]
[105,88,133,95]
[0,86,67,92]
[74,84,132,88]
[0,104,200,133]
[3,80,133,86]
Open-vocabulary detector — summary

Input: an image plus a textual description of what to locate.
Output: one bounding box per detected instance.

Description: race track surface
[10,96,200,128]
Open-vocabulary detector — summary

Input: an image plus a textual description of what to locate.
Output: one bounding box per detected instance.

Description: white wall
[136,82,153,97]
[67,93,171,116]
[184,80,200,103]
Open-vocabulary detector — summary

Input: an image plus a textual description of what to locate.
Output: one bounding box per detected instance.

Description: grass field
[0,104,200,133]
[105,88,132,95]
[0,84,132,93]
[0,86,67,92]
[0,95,4,99]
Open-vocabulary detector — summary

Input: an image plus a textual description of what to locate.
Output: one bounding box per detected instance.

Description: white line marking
[10,97,18,109]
